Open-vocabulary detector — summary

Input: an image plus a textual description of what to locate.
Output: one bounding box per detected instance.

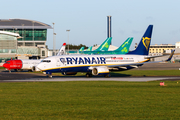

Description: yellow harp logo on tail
[142,37,151,50]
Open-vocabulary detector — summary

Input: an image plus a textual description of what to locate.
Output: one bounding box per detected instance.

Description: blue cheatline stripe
[41,59,150,72]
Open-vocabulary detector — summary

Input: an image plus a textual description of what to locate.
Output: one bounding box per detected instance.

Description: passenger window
[42,60,51,63]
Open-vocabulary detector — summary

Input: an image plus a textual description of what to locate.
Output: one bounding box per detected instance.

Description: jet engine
[32,66,36,72]
[91,66,109,76]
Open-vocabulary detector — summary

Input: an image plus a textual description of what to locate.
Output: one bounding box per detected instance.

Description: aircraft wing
[144,50,175,59]
[107,50,175,69]
[107,62,144,68]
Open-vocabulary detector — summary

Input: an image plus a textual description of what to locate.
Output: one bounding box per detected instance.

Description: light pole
[54,33,56,55]
[32,22,34,40]
[22,24,24,41]
[53,23,55,56]
[66,29,70,54]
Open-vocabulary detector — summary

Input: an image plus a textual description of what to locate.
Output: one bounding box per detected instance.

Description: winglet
[165,50,175,62]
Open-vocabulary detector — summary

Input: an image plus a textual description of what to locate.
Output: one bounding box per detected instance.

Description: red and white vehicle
[3,59,41,72]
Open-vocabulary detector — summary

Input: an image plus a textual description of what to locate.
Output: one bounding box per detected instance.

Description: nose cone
[3,63,7,68]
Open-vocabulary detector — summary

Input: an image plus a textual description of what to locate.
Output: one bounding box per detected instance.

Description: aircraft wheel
[47,74,52,78]
[104,74,111,78]
[14,69,18,72]
[86,73,92,77]
[28,70,33,72]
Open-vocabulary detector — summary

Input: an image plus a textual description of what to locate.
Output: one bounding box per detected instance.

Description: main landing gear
[86,73,92,77]
[86,73,111,78]
[104,73,111,78]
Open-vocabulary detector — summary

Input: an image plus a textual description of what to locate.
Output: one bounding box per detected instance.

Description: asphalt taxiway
[1,76,180,82]
[1,63,180,82]
[1,70,180,82]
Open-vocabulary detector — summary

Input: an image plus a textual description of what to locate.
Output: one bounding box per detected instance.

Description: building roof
[0,31,20,37]
[0,19,52,29]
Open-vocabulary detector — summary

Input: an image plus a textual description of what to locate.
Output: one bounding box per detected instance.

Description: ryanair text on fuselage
[60,57,134,65]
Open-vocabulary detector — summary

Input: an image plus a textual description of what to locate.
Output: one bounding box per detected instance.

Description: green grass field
[111,70,180,77]
[0,67,5,69]
[0,81,180,119]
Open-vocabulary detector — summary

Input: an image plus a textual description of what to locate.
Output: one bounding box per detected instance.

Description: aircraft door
[56,58,60,67]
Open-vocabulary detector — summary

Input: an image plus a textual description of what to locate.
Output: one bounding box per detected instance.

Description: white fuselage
[22,59,42,70]
[36,54,148,73]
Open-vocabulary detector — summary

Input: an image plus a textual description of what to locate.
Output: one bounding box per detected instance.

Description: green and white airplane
[79,37,112,52]
[79,37,133,55]
[79,46,93,52]
[86,46,92,51]
[79,47,85,51]
[93,37,112,51]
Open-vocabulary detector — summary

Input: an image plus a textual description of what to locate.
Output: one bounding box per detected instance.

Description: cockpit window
[41,60,51,63]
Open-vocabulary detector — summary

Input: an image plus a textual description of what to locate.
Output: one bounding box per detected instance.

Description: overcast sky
[1,0,180,49]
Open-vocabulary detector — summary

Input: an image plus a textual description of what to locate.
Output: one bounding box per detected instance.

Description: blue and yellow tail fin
[127,25,153,55]
[86,46,92,51]
[94,37,112,51]
[79,47,84,51]
[115,37,133,54]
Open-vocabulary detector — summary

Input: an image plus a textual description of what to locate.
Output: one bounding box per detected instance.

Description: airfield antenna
[66,29,70,54]
[53,22,55,56]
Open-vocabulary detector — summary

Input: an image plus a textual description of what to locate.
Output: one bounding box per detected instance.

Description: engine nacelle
[32,66,42,72]
[31,66,36,72]
[92,66,109,76]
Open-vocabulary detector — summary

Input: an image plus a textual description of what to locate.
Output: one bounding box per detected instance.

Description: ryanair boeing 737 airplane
[36,25,174,78]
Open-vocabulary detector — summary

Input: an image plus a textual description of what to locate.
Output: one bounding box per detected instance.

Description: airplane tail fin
[127,25,153,55]
[86,46,92,51]
[115,37,133,54]
[56,43,66,55]
[94,37,112,51]
[79,47,85,51]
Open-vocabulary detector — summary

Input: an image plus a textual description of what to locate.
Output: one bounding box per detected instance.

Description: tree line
[65,44,88,50]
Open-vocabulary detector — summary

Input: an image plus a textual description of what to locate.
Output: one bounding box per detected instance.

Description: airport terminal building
[0,19,52,62]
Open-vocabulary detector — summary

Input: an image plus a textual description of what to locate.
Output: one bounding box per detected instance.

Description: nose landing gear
[46,72,52,78]
[47,74,52,78]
